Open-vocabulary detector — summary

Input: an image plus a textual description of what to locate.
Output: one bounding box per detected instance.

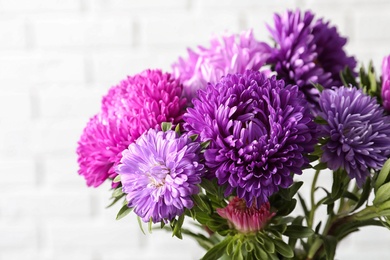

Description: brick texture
[1,1,389,259]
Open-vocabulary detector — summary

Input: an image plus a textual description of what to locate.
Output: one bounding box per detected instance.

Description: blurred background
[1,0,390,259]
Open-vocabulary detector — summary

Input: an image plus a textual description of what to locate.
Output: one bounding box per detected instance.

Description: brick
[30,118,88,154]
[88,0,189,12]
[0,189,92,221]
[90,50,181,85]
[44,155,88,188]
[38,85,104,118]
[0,54,86,84]
[0,90,31,119]
[355,11,390,42]
[0,0,81,12]
[139,13,240,47]
[0,19,27,49]
[0,222,36,250]
[0,158,35,187]
[33,17,133,49]
[0,119,33,158]
[46,219,141,251]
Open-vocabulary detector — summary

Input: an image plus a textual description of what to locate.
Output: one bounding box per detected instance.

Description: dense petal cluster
[102,69,186,138]
[172,30,272,103]
[318,86,390,186]
[76,69,186,187]
[217,197,275,234]
[382,55,390,111]
[267,10,357,108]
[184,70,317,206]
[117,129,204,223]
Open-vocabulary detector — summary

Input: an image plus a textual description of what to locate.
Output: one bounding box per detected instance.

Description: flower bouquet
[76,9,390,260]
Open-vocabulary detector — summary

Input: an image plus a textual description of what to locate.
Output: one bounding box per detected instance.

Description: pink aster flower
[217,197,275,234]
[172,30,272,103]
[381,55,390,111]
[76,69,186,187]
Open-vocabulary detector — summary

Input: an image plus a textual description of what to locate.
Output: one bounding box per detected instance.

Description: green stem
[308,169,321,229]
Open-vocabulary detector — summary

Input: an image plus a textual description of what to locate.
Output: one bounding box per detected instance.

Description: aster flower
[172,30,272,103]
[76,69,186,187]
[116,129,204,223]
[217,197,275,234]
[76,114,132,187]
[183,70,317,207]
[318,86,390,186]
[381,55,390,111]
[267,10,357,108]
[102,69,186,138]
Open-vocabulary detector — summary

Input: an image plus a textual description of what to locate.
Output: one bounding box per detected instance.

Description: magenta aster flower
[183,70,317,207]
[318,86,390,186]
[102,69,186,138]
[172,30,272,103]
[267,10,357,108]
[76,114,132,187]
[217,197,275,234]
[116,129,204,223]
[381,55,390,111]
[76,69,186,187]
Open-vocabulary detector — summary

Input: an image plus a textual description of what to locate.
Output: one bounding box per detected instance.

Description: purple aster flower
[318,86,390,186]
[77,69,186,187]
[267,10,357,109]
[381,55,390,111]
[116,129,204,223]
[172,30,272,103]
[217,197,275,234]
[183,70,317,207]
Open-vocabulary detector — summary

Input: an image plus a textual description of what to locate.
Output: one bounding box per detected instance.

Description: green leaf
[322,235,337,260]
[273,238,294,258]
[279,182,303,201]
[284,225,314,239]
[192,194,211,213]
[112,187,124,198]
[113,175,121,183]
[375,158,390,191]
[353,178,372,211]
[232,240,243,260]
[340,66,358,88]
[137,216,146,235]
[175,123,181,134]
[116,204,133,220]
[314,116,328,125]
[201,140,211,149]
[253,243,268,260]
[297,193,310,219]
[148,218,153,234]
[200,178,219,196]
[262,235,275,254]
[201,236,232,260]
[172,214,185,239]
[189,134,198,141]
[161,122,172,131]
[106,193,125,208]
[373,182,390,206]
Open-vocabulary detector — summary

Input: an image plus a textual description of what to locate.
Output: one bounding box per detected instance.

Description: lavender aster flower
[77,69,186,187]
[381,55,390,111]
[172,30,272,103]
[267,10,357,108]
[117,129,204,223]
[184,70,317,206]
[318,86,390,186]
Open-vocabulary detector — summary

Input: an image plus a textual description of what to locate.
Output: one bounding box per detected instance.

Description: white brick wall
[0,1,389,259]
